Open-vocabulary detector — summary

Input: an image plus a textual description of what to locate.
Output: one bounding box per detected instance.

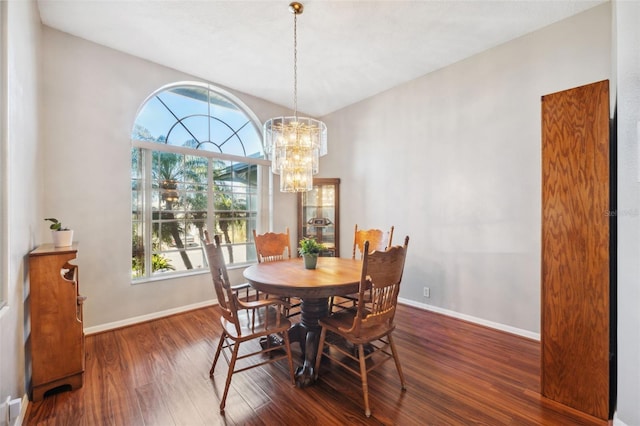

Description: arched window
[131,82,271,281]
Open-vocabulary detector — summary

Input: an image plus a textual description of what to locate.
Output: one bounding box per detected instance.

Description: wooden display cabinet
[297,178,340,257]
[29,243,86,401]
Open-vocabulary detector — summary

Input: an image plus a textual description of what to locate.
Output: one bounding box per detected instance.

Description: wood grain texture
[243,257,362,298]
[541,80,610,420]
[24,305,607,425]
[253,228,293,263]
[352,224,394,259]
[29,245,85,401]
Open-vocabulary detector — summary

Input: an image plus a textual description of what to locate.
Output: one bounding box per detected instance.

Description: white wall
[321,5,611,334]
[40,27,296,328]
[0,0,42,419]
[613,0,640,424]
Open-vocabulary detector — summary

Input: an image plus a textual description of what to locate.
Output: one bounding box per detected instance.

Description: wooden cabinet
[541,80,613,420]
[298,178,340,257]
[29,243,86,401]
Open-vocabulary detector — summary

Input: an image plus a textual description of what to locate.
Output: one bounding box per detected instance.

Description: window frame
[131,82,272,284]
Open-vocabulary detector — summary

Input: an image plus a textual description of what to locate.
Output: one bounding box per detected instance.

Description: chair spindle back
[204,234,242,335]
[350,236,409,337]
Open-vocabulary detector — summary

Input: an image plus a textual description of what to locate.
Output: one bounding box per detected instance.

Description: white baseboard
[15,394,28,426]
[398,297,540,341]
[614,413,629,426]
[84,297,539,340]
[84,299,217,335]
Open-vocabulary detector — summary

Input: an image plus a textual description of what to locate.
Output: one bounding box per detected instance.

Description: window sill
[131,261,256,285]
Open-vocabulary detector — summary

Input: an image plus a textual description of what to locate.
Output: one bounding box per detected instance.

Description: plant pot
[52,230,74,247]
[303,254,318,270]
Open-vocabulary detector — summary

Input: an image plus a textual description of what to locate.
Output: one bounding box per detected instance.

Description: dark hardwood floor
[25,303,607,425]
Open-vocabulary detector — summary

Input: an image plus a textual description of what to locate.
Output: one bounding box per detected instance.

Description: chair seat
[337,291,371,302]
[231,282,251,291]
[318,309,395,345]
[222,307,292,339]
[231,282,263,302]
[330,290,371,313]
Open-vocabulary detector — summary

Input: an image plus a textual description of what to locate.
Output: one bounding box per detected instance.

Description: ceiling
[37,0,606,117]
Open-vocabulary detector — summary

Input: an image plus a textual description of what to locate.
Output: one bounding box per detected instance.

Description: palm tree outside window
[131,82,270,282]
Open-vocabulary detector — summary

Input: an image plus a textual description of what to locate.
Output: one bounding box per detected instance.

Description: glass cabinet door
[297,178,340,257]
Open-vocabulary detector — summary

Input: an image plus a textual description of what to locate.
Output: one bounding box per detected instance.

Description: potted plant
[298,237,325,269]
[45,217,74,247]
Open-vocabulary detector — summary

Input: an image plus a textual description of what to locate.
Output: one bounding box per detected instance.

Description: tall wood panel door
[541,80,611,420]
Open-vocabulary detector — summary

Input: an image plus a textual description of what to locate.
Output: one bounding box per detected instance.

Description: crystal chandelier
[263,2,327,192]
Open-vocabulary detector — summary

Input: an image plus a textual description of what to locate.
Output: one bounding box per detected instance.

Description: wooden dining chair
[330,224,394,312]
[205,234,295,414]
[314,236,409,417]
[253,227,292,263]
[253,227,301,317]
[352,224,394,260]
[203,230,259,303]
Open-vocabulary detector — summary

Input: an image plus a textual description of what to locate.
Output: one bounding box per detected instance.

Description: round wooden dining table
[243,256,362,387]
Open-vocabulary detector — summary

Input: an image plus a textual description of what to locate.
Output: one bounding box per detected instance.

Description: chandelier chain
[263,2,327,192]
[293,12,298,121]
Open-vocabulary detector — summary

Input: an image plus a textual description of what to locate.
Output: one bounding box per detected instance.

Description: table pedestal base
[288,297,328,388]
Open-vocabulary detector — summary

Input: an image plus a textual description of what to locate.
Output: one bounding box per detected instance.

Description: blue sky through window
[133,84,264,158]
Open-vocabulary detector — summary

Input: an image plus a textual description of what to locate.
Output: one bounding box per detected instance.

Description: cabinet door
[541,80,611,420]
[298,178,340,257]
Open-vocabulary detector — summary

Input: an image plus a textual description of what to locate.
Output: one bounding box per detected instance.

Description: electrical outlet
[423,287,430,298]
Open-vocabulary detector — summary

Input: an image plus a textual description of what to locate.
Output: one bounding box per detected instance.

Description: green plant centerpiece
[45,217,74,247]
[298,237,325,270]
